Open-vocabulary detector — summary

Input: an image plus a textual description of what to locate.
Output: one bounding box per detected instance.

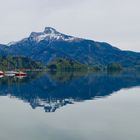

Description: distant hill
[0,27,140,67]
[47,58,100,71]
[0,56,45,70]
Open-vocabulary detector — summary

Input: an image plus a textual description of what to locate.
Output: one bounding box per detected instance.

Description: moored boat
[15,71,27,76]
[0,71,4,75]
[5,71,18,77]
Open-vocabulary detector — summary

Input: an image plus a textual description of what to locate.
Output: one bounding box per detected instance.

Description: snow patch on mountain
[7,41,17,46]
[30,27,79,42]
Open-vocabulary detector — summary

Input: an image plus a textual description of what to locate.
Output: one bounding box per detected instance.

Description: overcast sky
[0,0,140,51]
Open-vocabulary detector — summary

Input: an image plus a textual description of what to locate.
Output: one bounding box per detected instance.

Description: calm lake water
[0,71,140,140]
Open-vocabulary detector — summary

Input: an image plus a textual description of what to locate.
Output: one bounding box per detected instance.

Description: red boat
[15,71,27,76]
[0,71,4,75]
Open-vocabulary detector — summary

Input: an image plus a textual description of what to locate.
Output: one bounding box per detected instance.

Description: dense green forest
[0,56,46,70]
[0,56,125,72]
[107,63,122,71]
[47,58,101,72]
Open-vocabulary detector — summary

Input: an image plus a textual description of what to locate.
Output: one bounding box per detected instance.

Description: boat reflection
[16,75,27,79]
[0,75,4,78]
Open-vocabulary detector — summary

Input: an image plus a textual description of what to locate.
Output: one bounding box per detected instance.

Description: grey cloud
[0,0,139,51]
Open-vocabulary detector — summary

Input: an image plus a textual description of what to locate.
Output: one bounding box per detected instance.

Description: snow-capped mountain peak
[7,27,81,46]
[29,27,79,42]
[44,27,57,34]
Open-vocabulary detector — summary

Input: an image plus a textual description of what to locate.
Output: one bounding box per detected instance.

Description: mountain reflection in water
[0,71,140,112]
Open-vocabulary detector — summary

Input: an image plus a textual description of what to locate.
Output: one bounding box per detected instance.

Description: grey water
[0,71,140,140]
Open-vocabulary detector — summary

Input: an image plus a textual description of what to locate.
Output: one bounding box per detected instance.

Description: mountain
[0,44,8,56]
[0,27,140,67]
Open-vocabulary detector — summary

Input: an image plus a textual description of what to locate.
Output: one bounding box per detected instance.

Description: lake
[0,71,140,140]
